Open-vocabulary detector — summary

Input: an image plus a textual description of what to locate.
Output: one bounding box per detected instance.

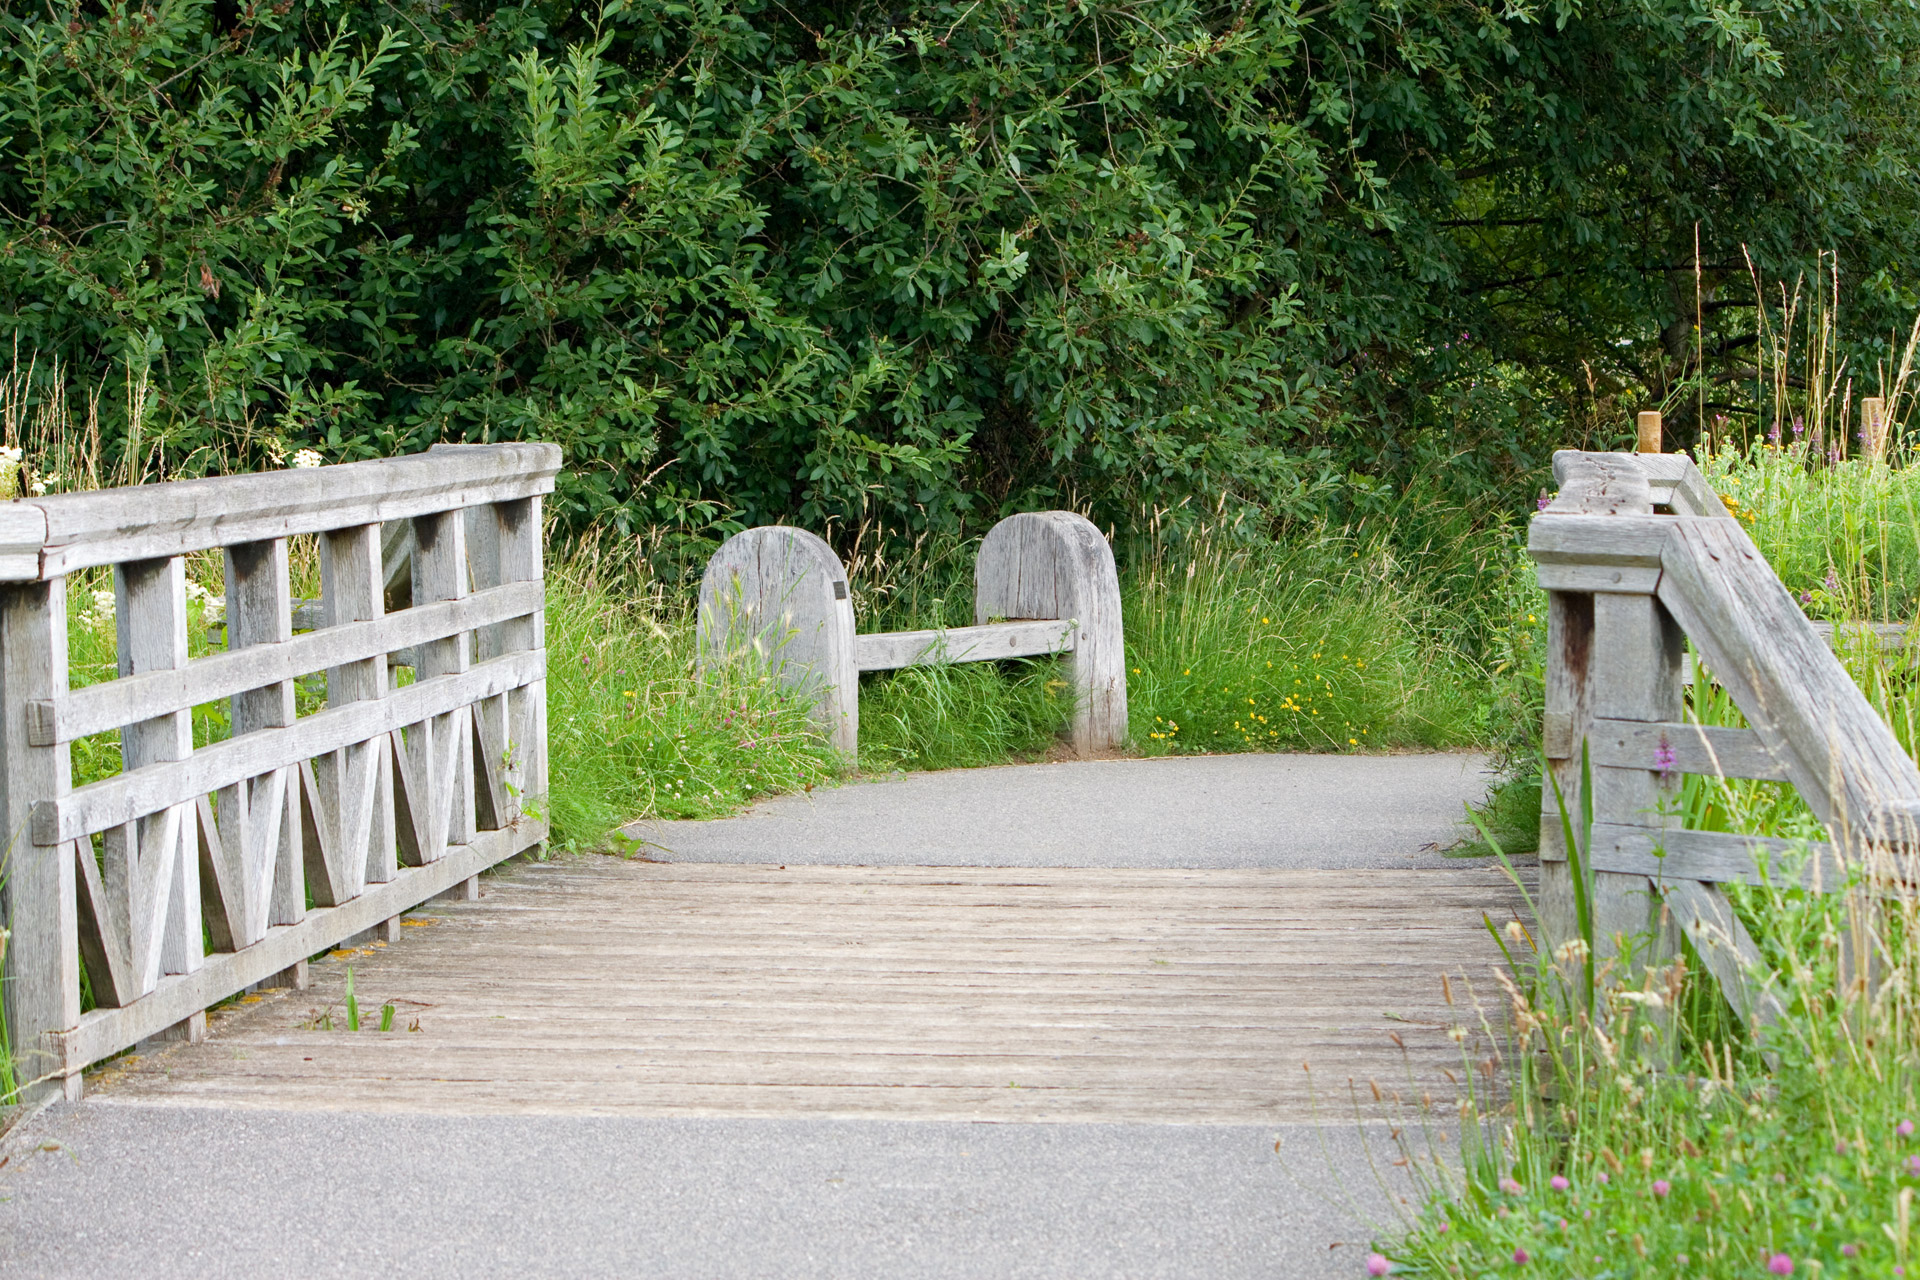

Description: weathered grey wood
[1588,719,1788,781]
[697,527,858,755]
[27,581,541,746]
[214,539,306,948]
[0,504,48,581]
[36,649,544,846]
[1810,620,1911,652]
[1636,453,1731,517]
[1536,591,1591,958]
[313,523,398,898]
[490,498,546,822]
[394,511,475,864]
[975,512,1127,756]
[79,558,203,1006]
[1588,822,1854,889]
[1655,517,1920,843]
[854,619,1076,672]
[1528,513,1673,569]
[1548,451,1655,515]
[92,859,1521,1123]
[45,817,545,1074]
[1660,878,1786,1033]
[0,580,81,1100]
[23,443,560,577]
[1534,563,1662,594]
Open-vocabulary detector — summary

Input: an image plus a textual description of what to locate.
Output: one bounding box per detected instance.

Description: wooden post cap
[1636,411,1662,455]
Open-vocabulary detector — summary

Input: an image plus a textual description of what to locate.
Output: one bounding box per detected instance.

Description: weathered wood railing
[697,512,1126,756]
[1531,449,1920,1025]
[0,442,557,1101]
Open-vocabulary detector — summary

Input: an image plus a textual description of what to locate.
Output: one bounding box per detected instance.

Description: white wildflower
[289,449,325,469]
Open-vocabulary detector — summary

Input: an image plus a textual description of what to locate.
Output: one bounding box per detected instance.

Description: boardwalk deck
[91,857,1526,1124]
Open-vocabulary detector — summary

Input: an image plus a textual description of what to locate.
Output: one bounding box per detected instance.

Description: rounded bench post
[974,512,1127,755]
[696,527,857,756]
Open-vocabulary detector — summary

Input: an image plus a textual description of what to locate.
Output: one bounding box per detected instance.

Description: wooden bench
[695,512,1127,757]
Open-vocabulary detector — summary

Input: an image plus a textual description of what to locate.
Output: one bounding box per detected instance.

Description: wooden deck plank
[93,857,1522,1123]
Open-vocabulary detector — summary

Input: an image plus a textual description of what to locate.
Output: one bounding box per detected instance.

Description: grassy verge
[1375,444,1920,1277]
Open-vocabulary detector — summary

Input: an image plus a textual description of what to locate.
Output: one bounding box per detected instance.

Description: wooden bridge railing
[0,442,558,1101]
[697,512,1126,757]
[1530,449,1920,1025]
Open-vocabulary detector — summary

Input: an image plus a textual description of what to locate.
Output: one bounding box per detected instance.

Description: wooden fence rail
[696,511,1126,757]
[0,442,558,1101]
[1530,449,1920,1029]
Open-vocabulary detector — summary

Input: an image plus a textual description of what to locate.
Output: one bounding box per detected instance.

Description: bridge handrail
[1529,448,1918,1028]
[0,443,557,1100]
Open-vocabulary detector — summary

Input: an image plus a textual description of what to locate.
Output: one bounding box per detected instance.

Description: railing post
[974,512,1127,756]
[0,579,81,1101]
[1537,590,1592,960]
[697,527,857,756]
[1587,590,1685,976]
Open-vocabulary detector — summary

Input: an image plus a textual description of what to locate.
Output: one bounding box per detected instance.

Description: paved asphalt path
[624,752,1493,868]
[0,753,1495,1279]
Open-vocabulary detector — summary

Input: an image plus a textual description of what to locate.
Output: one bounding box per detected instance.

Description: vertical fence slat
[98,558,202,1004]
[395,511,473,864]
[0,579,82,1101]
[496,497,547,821]
[314,523,396,898]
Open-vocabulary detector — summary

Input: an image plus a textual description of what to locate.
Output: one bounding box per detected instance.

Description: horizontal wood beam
[1587,718,1788,781]
[29,581,542,745]
[855,619,1076,672]
[21,444,559,578]
[44,817,546,1075]
[33,648,543,845]
[1586,821,1856,889]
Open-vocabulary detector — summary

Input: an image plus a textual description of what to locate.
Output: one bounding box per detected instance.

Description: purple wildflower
[1513,1248,1531,1265]
[1653,1179,1671,1198]
[1905,1154,1920,1176]
[1500,1177,1524,1195]
[1538,494,1552,511]
[1842,1244,1860,1258]
[1793,414,1805,438]
[1800,591,1813,607]
[1768,1254,1794,1275]
[1837,1140,1850,1156]
[1825,568,1840,595]
[1597,1171,1609,1184]
[1769,419,1783,444]
[1366,1253,1392,1277]
[1653,735,1676,782]
[1550,1175,1570,1191]
[1899,1119,1914,1138]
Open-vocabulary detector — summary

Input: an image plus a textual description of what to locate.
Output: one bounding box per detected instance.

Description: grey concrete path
[0,753,1502,1279]
[624,752,1493,868]
[0,1108,1430,1279]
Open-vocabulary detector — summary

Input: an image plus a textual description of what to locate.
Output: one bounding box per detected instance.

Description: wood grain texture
[975,512,1127,755]
[697,527,858,756]
[1588,719,1788,782]
[0,579,82,1101]
[854,619,1075,672]
[36,649,542,846]
[93,859,1526,1123]
[23,443,559,577]
[1656,517,1920,843]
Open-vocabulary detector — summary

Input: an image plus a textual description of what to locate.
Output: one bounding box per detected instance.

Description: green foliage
[543,539,845,847]
[6,0,1920,544]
